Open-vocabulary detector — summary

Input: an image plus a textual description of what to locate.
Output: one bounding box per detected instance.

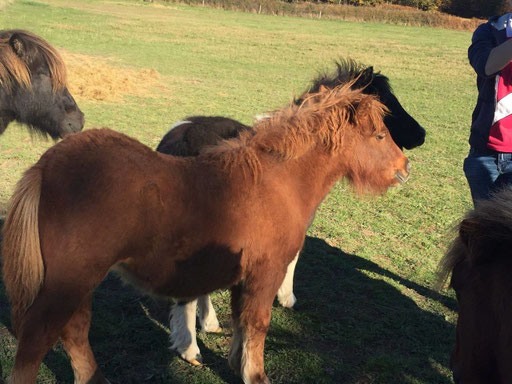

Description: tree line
[319,0,510,18]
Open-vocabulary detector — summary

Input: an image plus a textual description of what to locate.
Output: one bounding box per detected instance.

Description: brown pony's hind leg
[8,275,102,383]
[8,293,80,383]
[61,293,109,384]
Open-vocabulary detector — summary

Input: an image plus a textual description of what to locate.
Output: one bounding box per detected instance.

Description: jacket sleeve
[468,22,497,78]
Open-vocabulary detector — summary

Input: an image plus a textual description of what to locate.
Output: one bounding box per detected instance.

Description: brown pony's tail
[1,165,43,333]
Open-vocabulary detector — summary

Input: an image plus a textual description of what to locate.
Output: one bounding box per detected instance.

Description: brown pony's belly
[112,243,243,299]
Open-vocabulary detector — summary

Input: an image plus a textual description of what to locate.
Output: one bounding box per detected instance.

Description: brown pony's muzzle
[394,159,411,184]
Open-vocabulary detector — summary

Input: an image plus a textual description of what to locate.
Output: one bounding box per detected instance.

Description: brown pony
[0,29,84,138]
[2,83,409,384]
[438,189,512,384]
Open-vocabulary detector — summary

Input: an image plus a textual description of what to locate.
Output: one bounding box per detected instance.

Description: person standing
[465,2,512,204]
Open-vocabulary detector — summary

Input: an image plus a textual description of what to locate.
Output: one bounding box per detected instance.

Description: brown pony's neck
[269,146,348,219]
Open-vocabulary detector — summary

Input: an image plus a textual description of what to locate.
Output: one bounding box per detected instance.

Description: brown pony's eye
[376,133,386,141]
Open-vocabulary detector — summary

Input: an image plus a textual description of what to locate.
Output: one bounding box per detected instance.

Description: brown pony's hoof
[208,326,222,334]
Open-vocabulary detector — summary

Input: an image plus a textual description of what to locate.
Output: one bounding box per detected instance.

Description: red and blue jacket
[469,14,512,153]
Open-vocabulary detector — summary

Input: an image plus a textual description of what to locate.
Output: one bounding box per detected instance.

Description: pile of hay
[60,50,164,102]
[0,0,13,9]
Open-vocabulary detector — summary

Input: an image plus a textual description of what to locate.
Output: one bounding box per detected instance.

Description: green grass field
[0,0,476,383]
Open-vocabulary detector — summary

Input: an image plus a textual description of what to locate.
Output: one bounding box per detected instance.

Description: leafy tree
[441,0,511,18]
[325,0,441,9]
[399,0,441,11]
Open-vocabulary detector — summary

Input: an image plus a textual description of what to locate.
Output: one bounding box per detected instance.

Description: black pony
[157,59,425,156]
[158,59,425,366]
[0,30,84,139]
[296,59,425,150]
[157,116,250,156]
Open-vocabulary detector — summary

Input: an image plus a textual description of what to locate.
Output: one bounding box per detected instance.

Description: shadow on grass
[0,233,456,384]
[267,236,456,384]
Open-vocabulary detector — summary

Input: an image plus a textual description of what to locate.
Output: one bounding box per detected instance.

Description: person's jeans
[463,149,512,204]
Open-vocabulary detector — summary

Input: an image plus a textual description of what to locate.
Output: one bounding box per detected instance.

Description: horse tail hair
[1,165,43,333]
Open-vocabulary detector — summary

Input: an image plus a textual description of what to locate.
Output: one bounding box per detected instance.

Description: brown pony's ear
[318,85,328,93]
[9,33,35,64]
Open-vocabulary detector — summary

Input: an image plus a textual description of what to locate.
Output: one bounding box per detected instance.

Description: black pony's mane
[295,59,391,105]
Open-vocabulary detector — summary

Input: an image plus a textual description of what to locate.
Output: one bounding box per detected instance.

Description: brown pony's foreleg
[229,284,272,384]
[229,267,285,384]
[61,293,108,384]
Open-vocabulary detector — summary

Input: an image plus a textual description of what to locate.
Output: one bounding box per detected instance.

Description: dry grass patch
[0,0,13,9]
[60,50,164,102]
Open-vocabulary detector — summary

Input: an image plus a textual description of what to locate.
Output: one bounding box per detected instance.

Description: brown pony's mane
[203,82,387,181]
[438,189,512,288]
[0,29,67,93]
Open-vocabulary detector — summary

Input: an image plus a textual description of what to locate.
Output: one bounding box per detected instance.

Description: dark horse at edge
[438,189,512,384]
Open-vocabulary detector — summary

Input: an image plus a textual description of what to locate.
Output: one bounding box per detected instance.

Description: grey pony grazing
[0,29,84,139]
